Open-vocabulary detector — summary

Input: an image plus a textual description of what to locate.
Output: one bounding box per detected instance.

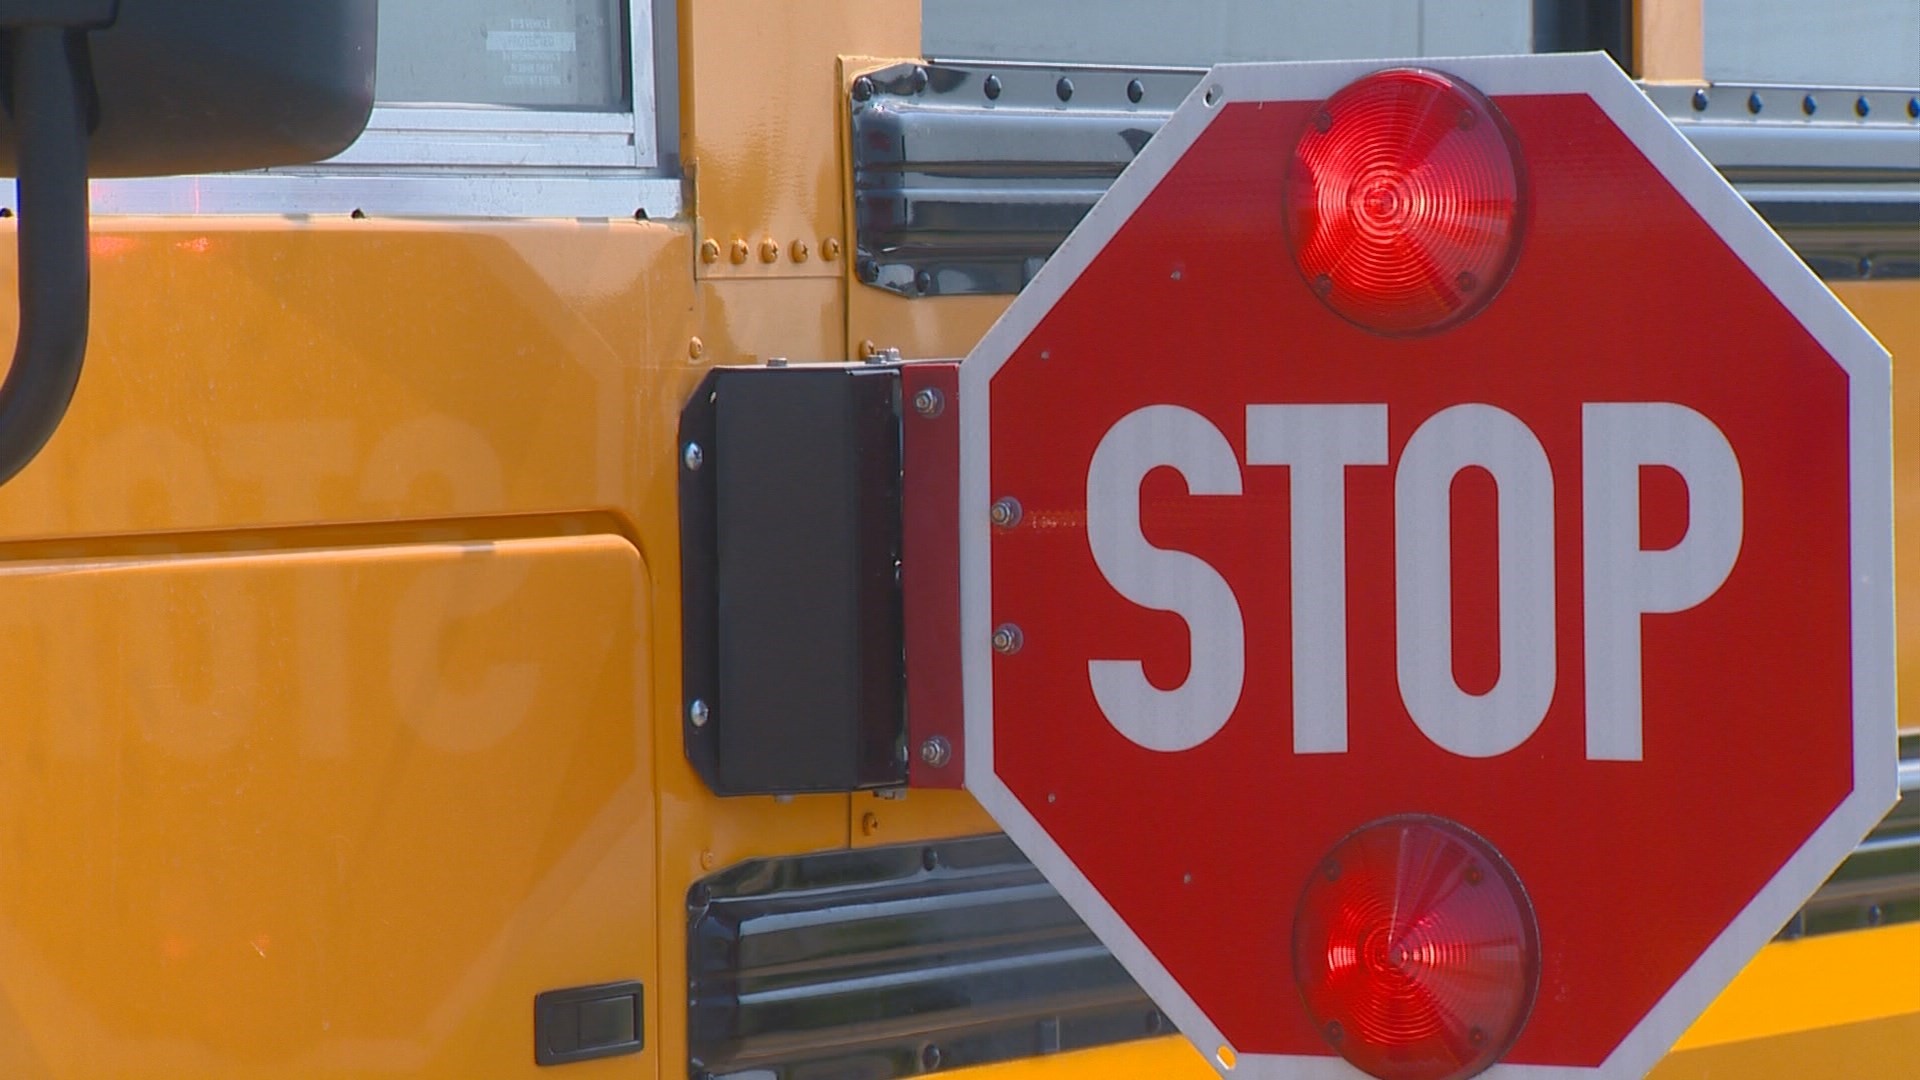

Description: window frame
[86,0,681,220]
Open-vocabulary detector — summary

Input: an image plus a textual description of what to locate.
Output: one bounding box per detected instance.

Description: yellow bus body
[0,2,1904,1076]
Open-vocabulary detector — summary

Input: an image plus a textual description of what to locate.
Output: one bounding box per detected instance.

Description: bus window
[1703,0,1920,88]
[377,0,629,110]
[922,0,1630,67]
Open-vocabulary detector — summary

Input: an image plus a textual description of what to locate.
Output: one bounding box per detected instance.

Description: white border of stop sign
[958,52,1896,1080]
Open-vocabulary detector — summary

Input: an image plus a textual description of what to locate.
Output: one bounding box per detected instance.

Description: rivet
[350,208,366,220]
[1909,97,1919,119]
[1204,84,1222,107]
[699,850,716,870]
[688,698,710,726]
[683,443,705,471]
[1127,78,1145,104]
[1691,87,1709,112]
[1747,91,1763,115]
[822,237,842,260]
[991,624,1024,655]
[860,811,880,837]
[789,239,810,262]
[912,386,946,419]
[990,496,1023,528]
[729,239,749,264]
[856,257,880,283]
[910,66,929,94]
[1856,95,1871,118]
[851,75,875,102]
[688,336,704,360]
[1802,94,1818,116]
[699,238,720,264]
[1055,76,1074,102]
[919,735,952,768]
[983,73,1002,100]
[759,238,780,263]
[921,1044,943,1071]
[914,268,934,293]
[1867,904,1885,926]
[858,339,879,359]
[1145,1011,1165,1035]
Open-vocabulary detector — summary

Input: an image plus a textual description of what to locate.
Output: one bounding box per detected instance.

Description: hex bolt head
[919,735,953,768]
[991,624,1024,655]
[688,698,711,728]
[682,442,705,471]
[912,386,945,419]
[990,496,1023,528]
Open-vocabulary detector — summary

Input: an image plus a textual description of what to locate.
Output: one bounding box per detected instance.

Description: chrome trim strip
[87,173,684,221]
[849,61,1920,294]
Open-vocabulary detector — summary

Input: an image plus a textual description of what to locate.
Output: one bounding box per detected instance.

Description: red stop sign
[959,54,1895,1079]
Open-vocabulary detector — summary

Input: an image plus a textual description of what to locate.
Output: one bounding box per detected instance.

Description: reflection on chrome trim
[1782,737,1920,939]
[849,61,1920,295]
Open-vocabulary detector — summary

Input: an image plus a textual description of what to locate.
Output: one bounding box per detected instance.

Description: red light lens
[1294,816,1539,1080]
[1285,68,1524,336]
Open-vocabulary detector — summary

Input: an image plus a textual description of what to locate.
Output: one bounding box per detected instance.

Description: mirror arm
[0,24,89,488]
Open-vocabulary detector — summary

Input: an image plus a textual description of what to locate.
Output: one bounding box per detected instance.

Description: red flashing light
[1285,68,1525,336]
[1294,816,1539,1080]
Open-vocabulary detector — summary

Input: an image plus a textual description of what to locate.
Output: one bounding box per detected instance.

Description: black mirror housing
[0,0,378,178]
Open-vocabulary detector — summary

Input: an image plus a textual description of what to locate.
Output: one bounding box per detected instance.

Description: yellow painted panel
[1834,280,1920,731]
[684,0,918,281]
[1674,923,1920,1050]
[0,535,652,1078]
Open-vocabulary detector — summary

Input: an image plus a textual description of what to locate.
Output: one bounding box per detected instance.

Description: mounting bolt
[912,386,945,418]
[990,496,1023,528]
[919,735,953,768]
[688,698,710,727]
[992,624,1024,655]
[682,442,705,471]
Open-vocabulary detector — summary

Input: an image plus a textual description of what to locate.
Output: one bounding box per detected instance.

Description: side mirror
[0,1,378,487]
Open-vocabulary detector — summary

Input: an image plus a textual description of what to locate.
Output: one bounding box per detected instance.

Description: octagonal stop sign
[957,54,1896,1079]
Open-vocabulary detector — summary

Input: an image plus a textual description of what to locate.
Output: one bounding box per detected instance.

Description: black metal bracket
[0,3,114,488]
[678,364,908,796]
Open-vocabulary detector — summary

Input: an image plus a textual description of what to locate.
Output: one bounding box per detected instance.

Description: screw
[1322,859,1341,881]
[860,811,880,837]
[729,239,749,264]
[1856,95,1872,118]
[919,735,952,768]
[699,238,720,264]
[688,698,710,727]
[1464,863,1484,885]
[699,850,716,870]
[1910,97,1919,119]
[856,257,880,283]
[983,74,1002,101]
[1802,94,1818,116]
[1312,110,1332,133]
[1145,1010,1164,1034]
[687,337,704,360]
[822,237,842,260]
[1867,904,1885,926]
[915,268,934,294]
[682,443,705,471]
[1056,77,1074,102]
[1325,1020,1344,1044]
[922,847,941,871]
[759,238,780,264]
[852,75,875,102]
[1691,88,1709,112]
[1127,79,1145,104]
[790,239,810,262]
[913,387,946,419]
[910,66,929,93]
[1747,91,1763,115]
[921,1044,943,1071]
[1455,270,1479,293]
[1469,1026,1487,1046]
[991,624,1024,655]
[990,496,1023,528]
[1204,84,1222,107]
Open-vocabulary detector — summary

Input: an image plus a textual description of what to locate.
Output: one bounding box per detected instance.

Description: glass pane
[1704,0,1920,87]
[377,0,628,109]
[922,0,1535,67]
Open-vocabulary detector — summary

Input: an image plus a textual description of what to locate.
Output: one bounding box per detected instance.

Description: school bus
[0,1,1910,1078]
